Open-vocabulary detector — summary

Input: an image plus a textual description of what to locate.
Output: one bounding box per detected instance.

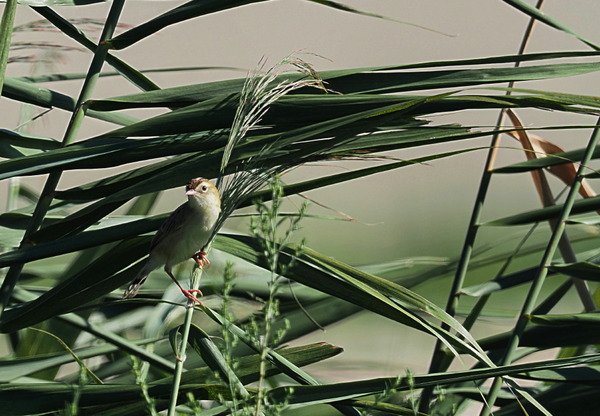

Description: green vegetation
[2,1,600,415]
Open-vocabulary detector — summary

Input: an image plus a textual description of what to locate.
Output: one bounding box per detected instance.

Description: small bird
[123,177,221,304]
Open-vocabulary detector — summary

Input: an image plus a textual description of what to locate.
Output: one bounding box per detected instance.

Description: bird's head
[185,177,221,213]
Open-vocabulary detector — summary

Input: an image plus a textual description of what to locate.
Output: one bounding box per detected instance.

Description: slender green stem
[418,114,501,412]
[33,6,161,92]
[0,0,127,318]
[0,0,17,95]
[523,133,595,311]
[167,264,205,416]
[254,270,277,416]
[419,3,543,411]
[480,121,600,415]
[0,0,18,260]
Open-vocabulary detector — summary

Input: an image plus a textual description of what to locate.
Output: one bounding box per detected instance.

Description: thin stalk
[480,121,600,415]
[419,2,543,411]
[167,264,205,416]
[0,0,127,318]
[33,7,161,92]
[509,110,595,312]
[0,0,17,95]
[254,269,278,416]
[463,223,538,334]
[549,220,594,312]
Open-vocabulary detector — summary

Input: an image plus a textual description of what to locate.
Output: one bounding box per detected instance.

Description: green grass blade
[0,219,158,268]
[528,312,600,326]
[184,324,250,398]
[0,343,339,415]
[483,195,600,226]
[493,146,600,174]
[263,353,600,406]
[549,262,600,281]
[33,6,161,92]
[18,0,106,5]
[479,323,600,350]
[2,78,139,125]
[0,129,59,158]
[214,234,493,366]
[8,288,176,372]
[110,0,268,50]
[0,342,144,382]
[87,60,600,110]
[502,0,600,50]
[0,382,223,416]
[0,237,147,332]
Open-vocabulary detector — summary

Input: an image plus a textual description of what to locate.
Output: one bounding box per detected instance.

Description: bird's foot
[180,288,204,306]
[192,251,210,268]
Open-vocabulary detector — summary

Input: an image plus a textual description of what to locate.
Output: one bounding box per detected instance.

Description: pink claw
[165,267,205,306]
[192,251,210,268]
[180,288,204,306]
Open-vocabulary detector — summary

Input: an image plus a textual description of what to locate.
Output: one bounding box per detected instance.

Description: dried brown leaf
[505,109,597,204]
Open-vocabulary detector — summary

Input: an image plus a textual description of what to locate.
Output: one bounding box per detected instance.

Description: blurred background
[3,0,600,382]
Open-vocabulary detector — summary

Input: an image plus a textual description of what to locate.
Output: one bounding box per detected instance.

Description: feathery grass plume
[211,54,328,242]
[13,18,130,34]
[167,56,326,415]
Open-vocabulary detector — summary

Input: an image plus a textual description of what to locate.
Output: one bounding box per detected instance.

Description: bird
[123,177,221,304]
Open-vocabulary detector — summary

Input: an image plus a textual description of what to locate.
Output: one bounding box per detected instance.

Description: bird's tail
[123,270,149,299]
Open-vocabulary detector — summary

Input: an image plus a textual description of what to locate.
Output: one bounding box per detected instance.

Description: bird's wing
[149,202,190,251]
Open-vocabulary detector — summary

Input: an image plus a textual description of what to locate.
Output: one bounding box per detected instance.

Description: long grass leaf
[264,353,600,406]
[483,195,600,226]
[2,78,139,125]
[502,0,600,50]
[110,0,268,50]
[33,7,160,92]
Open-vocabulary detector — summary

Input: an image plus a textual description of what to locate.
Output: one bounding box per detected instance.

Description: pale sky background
[3,0,600,383]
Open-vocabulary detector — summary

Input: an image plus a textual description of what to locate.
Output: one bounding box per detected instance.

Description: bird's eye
[201,184,208,192]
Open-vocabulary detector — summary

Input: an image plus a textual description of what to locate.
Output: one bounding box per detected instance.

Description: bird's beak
[186,189,198,196]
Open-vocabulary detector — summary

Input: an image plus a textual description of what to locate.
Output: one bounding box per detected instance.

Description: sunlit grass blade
[528,312,600,326]
[85,61,600,110]
[213,233,493,367]
[502,0,600,50]
[482,195,600,226]
[263,352,600,406]
[478,322,600,350]
[0,129,59,158]
[308,0,453,36]
[460,266,542,297]
[2,78,139,125]
[549,262,600,281]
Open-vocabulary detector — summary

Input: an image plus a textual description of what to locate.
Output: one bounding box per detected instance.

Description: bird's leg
[192,251,210,268]
[164,267,204,306]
